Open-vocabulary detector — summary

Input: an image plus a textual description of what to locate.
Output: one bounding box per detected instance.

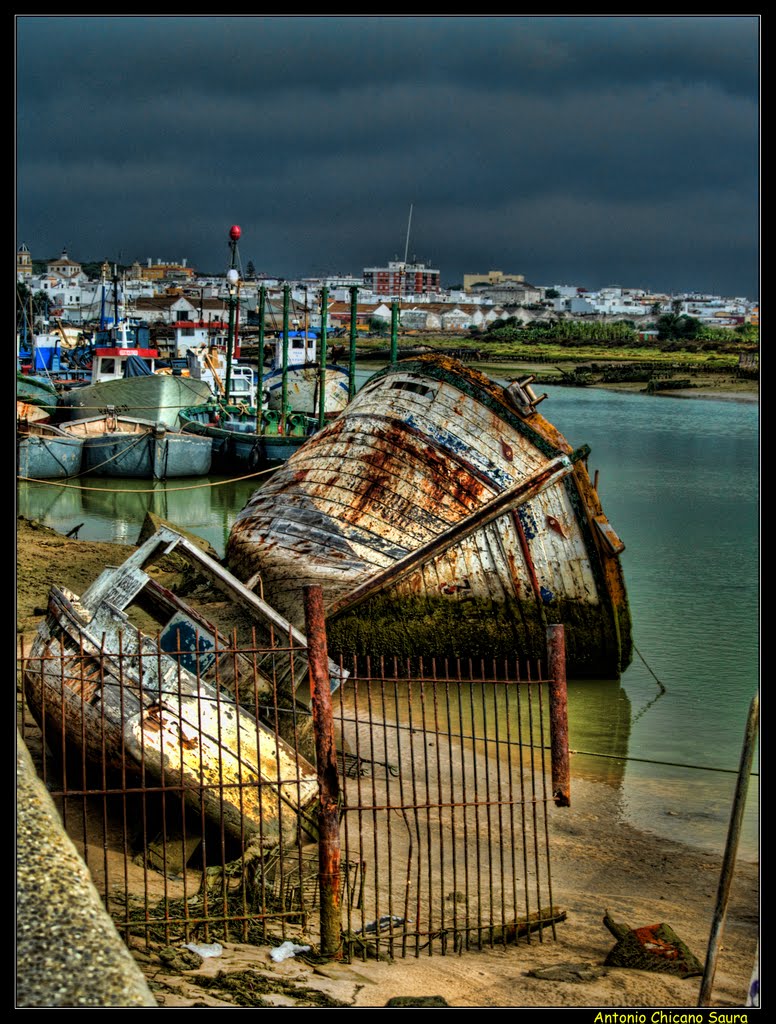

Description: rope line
[569,747,758,777]
[634,643,667,694]
[17,463,279,492]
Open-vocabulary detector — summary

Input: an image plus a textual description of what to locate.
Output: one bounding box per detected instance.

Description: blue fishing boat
[17,421,84,480]
[177,401,316,473]
[60,413,212,479]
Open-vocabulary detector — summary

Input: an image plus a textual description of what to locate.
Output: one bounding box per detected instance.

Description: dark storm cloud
[16,15,759,296]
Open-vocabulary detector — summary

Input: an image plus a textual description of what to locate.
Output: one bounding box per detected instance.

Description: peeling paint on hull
[227,355,632,678]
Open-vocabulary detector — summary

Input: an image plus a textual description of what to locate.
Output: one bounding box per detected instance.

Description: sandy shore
[124,770,757,1009]
[15,520,759,1009]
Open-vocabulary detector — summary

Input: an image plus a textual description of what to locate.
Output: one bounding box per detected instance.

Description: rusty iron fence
[17,597,569,961]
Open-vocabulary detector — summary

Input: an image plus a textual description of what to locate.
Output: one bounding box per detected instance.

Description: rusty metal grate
[17,629,566,960]
[332,655,560,959]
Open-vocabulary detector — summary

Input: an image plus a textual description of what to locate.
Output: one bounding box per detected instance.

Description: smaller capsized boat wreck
[226,354,633,678]
[23,526,346,848]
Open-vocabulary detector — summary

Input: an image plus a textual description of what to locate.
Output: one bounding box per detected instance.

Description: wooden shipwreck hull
[22,527,344,847]
[226,354,632,678]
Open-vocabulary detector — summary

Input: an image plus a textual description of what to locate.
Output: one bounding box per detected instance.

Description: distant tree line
[478,314,757,353]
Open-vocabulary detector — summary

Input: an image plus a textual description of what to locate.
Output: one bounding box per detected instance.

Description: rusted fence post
[303,584,342,957]
[546,624,570,807]
[698,692,759,1007]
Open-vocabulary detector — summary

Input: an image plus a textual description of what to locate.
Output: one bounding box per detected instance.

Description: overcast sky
[16,15,760,298]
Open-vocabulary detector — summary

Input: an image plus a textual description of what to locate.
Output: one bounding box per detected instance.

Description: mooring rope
[16,463,280,491]
[634,643,667,694]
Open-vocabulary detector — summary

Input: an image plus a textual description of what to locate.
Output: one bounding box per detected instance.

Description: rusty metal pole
[698,693,759,1007]
[303,584,342,957]
[546,624,570,807]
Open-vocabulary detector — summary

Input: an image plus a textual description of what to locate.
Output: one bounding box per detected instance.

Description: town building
[362,260,441,298]
[137,258,197,283]
[17,243,33,281]
[462,270,525,293]
[46,248,88,285]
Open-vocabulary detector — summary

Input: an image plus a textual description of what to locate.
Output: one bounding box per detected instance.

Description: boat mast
[225,225,241,402]
[258,284,266,418]
[348,285,358,401]
[393,203,412,365]
[318,287,328,429]
[281,284,290,434]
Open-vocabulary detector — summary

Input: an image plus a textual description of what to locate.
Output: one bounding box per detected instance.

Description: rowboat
[17,420,84,480]
[22,526,346,847]
[226,354,632,678]
[60,412,212,479]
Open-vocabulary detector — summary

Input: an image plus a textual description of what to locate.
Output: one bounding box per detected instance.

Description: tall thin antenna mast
[403,204,413,264]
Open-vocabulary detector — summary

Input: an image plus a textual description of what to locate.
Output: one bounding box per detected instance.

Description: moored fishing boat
[60,411,212,479]
[177,400,318,473]
[17,372,60,419]
[226,354,632,678]
[56,365,213,428]
[17,420,84,480]
[262,333,351,417]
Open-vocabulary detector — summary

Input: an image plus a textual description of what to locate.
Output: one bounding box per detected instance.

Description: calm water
[16,373,760,861]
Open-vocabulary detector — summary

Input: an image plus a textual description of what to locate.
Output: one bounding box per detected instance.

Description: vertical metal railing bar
[76,637,89,883]
[173,629,193,943]
[442,659,460,952]
[261,635,280,940]
[513,661,532,941]
[489,663,507,945]
[156,632,171,946]
[57,639,68,818]
[248,626,265,944]
[430,659,448,955]
[526,664,543,943]
[97,640,111,916]
[453,658,472,951]
[405,664,422,957]
[335,657,350,943]
[137,636,156,942]
[353,658,369,943]
[194,625,211,944]
[269,631,288,933]
[109,632,129,942]
[465,661,484,950]
[236,628,253,945]
[370,658,386,958]
[290,633,310,932]
[211,630,229,944]
[229,627,246,948]
[418,670,434,956]
[390,657,411,960]
[536,678,557,941]
[234,628,251,944]
[478,658,496,948]
[502,660,518,942]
